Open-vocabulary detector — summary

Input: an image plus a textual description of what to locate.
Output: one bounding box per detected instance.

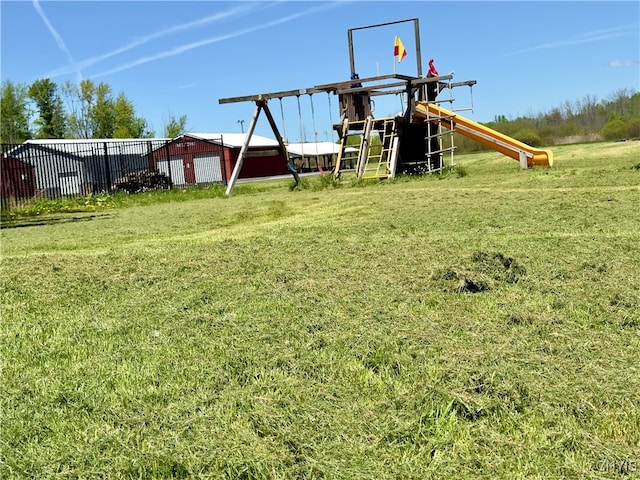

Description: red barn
[1,153,36,202]
[151,133,289,186]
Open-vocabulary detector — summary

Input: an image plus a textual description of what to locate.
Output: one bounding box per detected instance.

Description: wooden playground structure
[219,18,551,195]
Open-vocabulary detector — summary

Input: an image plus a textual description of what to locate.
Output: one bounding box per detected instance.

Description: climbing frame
[355,117,399,179]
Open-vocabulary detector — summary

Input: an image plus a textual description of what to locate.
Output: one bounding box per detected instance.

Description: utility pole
[237,119,245,133]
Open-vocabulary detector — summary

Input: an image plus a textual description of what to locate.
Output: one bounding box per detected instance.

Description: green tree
[27,78,66,139]
[63,80,150,139]
[513,128,542,147]
[164,114,188,138]
[113,93,150,138]
[600,116,628,140]
[0,80,31,143]
[625,116,640,138]
[91,82,116,138]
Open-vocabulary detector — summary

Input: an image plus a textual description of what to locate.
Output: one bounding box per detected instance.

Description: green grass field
[2,141,639,479]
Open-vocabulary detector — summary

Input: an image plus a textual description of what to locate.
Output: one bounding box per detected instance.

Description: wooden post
[388,133,400,178]
[356,116,373,178]
[225,101,262,196]
[333,116,350,177]
[519,150,528,169]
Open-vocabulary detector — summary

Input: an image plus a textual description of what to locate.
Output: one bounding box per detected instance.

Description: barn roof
[185,133,279,148]
[178,134,356,156]
[9,138,171,158]
[22,138,171,144]
[286,142,343,156]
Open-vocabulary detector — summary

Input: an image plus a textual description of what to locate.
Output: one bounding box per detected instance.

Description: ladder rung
[422,114,455,122]
[424,148,449,156]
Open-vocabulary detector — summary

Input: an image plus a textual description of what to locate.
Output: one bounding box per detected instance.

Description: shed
[1,153,36,201]
[151,133,289,186]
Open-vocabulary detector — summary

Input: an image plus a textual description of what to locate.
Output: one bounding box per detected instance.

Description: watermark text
[594,459,638,475]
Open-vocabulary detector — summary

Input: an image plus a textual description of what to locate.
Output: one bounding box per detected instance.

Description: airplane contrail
[610,59,639,67]
[500,24,635,57]
[43,2,261,79]
[91,2,342,79]
[32,0,82,81]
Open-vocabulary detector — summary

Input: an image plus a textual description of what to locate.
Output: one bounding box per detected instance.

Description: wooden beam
[336,81,408,95]
[219,74,424,105]
[219,88,324,105]
[225,103,262,195]
[314,73,413,91]
[442,80,478,89]
[333,74,455,95]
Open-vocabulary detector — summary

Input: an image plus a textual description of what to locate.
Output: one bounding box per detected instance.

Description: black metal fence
[1,138,227,207]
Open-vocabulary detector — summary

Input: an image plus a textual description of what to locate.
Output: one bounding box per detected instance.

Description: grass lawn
[1,141,639,479]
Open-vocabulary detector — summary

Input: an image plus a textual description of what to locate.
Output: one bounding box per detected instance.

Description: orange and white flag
[394,36,407,63]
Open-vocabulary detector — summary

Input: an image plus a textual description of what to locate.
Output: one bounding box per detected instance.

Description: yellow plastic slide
[414,102,553,167]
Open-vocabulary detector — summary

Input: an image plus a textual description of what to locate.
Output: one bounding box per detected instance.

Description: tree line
[0,78,188,144]
[2,77,638,148]
[453,88,640,152]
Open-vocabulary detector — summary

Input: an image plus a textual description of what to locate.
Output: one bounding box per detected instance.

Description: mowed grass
[1,141,639,479]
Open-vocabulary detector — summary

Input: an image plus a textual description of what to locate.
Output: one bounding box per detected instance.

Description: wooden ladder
[356,117,399,179]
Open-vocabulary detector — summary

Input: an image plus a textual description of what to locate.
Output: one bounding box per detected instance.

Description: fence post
[146,140,153,171]
[103,142,112,191]
[220,135,227,185]
[163,141,173,189]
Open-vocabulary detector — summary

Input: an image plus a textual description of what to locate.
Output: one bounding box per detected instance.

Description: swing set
[218,18,480,195]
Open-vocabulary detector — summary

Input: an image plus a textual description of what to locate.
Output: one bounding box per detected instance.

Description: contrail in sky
[609,60,639,67]
[32,0,82,81]
[44,2,258,79]
[91,2,341,79]
[500,24,634,57]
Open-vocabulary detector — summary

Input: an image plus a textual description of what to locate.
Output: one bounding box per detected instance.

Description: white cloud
[609,60,640,67]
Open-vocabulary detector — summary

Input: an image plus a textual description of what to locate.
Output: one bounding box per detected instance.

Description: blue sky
[1,1,638,141]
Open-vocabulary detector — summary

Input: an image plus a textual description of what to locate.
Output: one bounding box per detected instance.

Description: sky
[1,0,638,141]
